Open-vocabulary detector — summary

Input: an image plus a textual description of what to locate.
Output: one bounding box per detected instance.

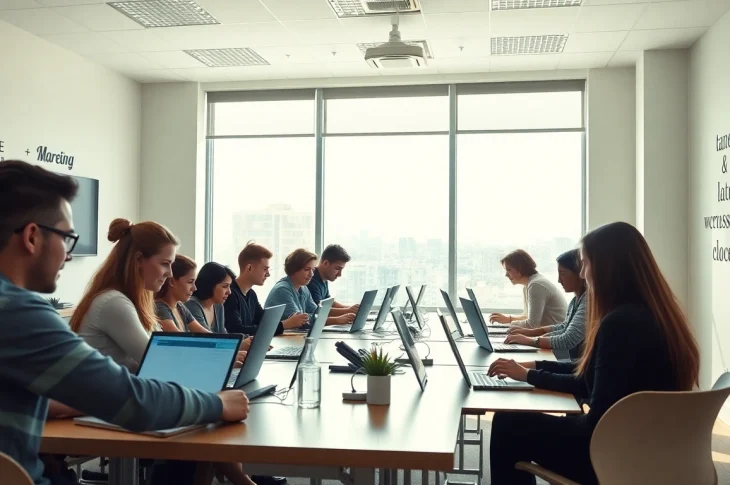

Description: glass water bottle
[297,337,321,409]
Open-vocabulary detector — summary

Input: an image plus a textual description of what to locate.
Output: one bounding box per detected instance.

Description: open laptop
[266,298,333,360]
[404,285,426,331]
[440,289,472,338]
[322,289,378,333]
[75,332,243,437]
[391,308,428,391]
[437,310,533,390]
[460,297,538,353]
[227,304,286,398]
[372,285,400,331]
[402,284,426,320]
[465,288,511,334]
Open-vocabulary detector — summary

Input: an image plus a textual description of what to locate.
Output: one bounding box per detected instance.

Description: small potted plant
[361,346,398,406]
[47,297,62,309]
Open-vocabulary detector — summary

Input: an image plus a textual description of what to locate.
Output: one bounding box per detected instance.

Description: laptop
[372,285,400,331]
[437,310,533,391]
[391,308,428,391]
[265,298,334,360]
[322,289,378,333]
[227,304,286,398]
[459,297,538,353]
[402,284,426,320]
[440,289,472,338]
[465,288,511,334]
[404,285,426,330]
[75,332,243,437]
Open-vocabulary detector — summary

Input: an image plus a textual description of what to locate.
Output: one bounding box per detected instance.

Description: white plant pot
[367,375,391,405]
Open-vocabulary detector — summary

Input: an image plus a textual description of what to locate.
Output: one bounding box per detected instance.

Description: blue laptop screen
[137,335,238,393]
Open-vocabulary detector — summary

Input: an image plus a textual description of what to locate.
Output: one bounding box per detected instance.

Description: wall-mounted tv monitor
[70,175,99,257]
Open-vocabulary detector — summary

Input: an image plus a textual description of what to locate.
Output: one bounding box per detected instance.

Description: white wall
[637,50,690,308]
[586,68,636,230]
[689,9,730,420]
[140,82,206,262]
[0,20,142,304]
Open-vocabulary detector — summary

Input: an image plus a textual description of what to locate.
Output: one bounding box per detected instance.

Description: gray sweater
[0,273,222,485]
[545,292,587,357]
[184,296,227,333]
[513,273,569,329]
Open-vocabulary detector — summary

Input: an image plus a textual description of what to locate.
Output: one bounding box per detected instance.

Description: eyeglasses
[14,223,80,254]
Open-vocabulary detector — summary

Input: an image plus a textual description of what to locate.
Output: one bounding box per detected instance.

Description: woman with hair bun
[71,218,178,371]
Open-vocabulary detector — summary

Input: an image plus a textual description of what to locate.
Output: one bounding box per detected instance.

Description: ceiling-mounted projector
[364,20,427,69]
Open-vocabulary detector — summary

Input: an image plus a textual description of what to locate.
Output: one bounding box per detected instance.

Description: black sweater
[223,280,284,336]
[526,303,677,435]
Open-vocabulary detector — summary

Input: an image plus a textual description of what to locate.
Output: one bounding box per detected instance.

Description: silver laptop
[227,304,286,398]
[75,332,243,437]
[437,310,533,391]
[391,308,428,391]
[266,298,333,360]
[465,288,511,334]
[372,285,400,331]
[460,297,538,353]
[404,285,427,330]
[402,284,426,320]
[323,289,378,333]
[440,289,472,338]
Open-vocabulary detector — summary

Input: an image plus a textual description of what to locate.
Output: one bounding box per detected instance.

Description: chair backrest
[0,452,33,485]
[589,372,730,485]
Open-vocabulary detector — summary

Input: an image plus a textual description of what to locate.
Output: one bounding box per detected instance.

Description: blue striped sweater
[0,273,223,485]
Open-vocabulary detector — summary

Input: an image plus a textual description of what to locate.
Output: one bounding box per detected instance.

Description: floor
[78,416,730,485]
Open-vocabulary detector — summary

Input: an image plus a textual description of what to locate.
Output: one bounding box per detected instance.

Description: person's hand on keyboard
[487,358,529,382]
[217,390,249,422]
[283,312,309,329]
[504,334,531,346]
[332,313,356,325]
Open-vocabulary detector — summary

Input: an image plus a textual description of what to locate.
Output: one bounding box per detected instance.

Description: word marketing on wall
[37,146,74,171]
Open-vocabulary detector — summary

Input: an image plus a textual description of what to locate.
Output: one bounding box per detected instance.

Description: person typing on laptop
[265,248,354,326]
[503,249,587,359]
[307,244,358,319]
[224,242,307,336]
[0,161,249,485]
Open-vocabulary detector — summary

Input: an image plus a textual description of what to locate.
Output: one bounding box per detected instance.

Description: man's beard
[28,253,60,294]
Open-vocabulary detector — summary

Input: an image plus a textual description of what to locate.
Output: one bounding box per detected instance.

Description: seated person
[307,244,358,321]
[0,160,248,485]
[486,222,700,485]
[489,249,567,329]
[264,248,354,327]
[504,249,587,359]
[155,254,221,334]
[185,261,236,333]
[224,242,308,335]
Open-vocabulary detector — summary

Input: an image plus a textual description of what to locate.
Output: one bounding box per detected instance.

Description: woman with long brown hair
[486,221,700,485]
[71,218,178,371]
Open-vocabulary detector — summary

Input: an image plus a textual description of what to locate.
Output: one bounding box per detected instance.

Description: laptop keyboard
[268,346,302,357]
[472,372,507,387]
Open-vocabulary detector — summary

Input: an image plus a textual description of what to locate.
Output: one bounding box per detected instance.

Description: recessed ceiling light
[491,35,568,55]
[327,0,420,18]
[357,40,433,58]
[184,48,269,67]
[107,0,219,28]
[491,0,581,10]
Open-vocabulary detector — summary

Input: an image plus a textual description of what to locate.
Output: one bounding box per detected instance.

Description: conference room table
[41,316,581,485]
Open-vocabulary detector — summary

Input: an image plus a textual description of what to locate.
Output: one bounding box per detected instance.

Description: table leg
[107,457,138,485]
[351,468,375,485]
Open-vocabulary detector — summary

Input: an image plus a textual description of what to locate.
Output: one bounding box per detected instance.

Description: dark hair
[193,262,236,300]
[284,248,318,276]
[576,222,699,390]
[238,241,273,268]
[321,244,351,264]
[156,254,197,299]
[556,249,581,274]
[0,160,78,251]
[500,249,537,277]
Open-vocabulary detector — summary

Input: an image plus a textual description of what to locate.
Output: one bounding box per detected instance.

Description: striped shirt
[544,292,587,359]
[0,273,223,485]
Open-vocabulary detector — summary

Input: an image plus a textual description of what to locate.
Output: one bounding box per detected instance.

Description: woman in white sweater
[489,249,567,329]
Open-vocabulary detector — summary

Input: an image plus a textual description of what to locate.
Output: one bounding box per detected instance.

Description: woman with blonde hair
[487,221,700,485]
[71,218,178,371]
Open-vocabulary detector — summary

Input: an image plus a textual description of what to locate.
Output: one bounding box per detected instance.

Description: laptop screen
[391,308,428,391]
[138,334,240,393]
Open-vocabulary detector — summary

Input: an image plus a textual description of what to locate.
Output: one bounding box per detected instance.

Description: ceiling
[0,0,728,83]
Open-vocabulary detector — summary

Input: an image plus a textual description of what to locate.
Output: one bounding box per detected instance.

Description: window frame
[205,80,586,312]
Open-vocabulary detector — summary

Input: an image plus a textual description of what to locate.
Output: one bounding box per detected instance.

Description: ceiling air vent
[491,0,581,10]
[327,0,420,18]
[184,48,269,67]
[491,35,568,55]
[107,0,219,28]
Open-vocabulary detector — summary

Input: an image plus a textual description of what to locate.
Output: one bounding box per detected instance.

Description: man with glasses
[0,160,250,485]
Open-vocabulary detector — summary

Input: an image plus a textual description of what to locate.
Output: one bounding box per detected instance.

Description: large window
[207,82,584,308]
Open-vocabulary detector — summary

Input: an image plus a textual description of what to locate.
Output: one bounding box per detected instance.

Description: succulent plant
[47,297,62,308]
[360,346,398,376]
